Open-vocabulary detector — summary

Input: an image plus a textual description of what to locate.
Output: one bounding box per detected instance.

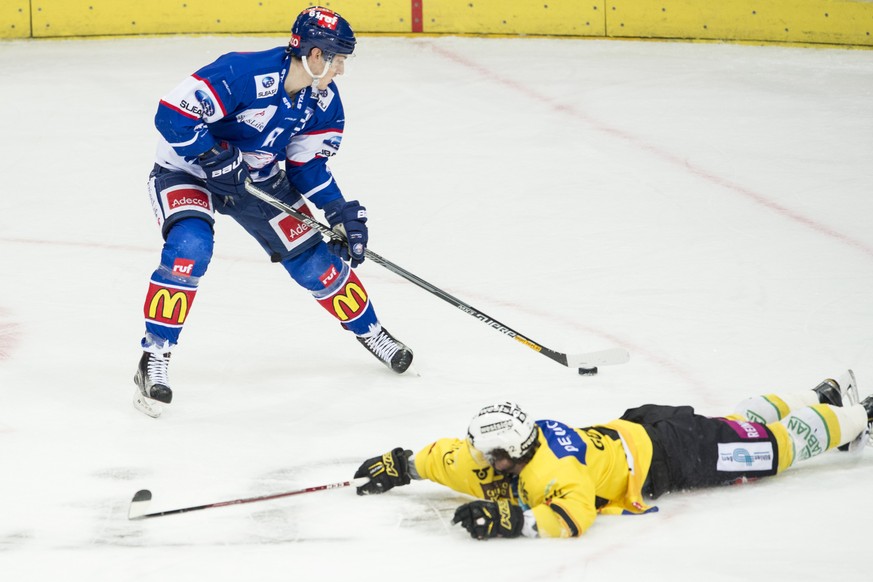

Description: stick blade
[566,348,629,368]
[128,489,152,520]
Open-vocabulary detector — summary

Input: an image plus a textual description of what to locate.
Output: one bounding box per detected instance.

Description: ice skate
[812,370,859,408]
[812,378,842,407]
[356,323,413,374]
[856,394,873,450]
[814,371,862,451]
[133,344,174,418]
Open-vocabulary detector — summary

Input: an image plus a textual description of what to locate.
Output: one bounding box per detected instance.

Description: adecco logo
[165,186,212,214]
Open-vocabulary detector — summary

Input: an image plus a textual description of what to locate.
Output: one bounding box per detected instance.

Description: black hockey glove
[452,500,524,540]
[199,145,251,198]
[323,199,368,268]
[353,447,412,495]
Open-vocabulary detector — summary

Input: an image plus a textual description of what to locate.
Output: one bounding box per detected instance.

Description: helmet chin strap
[302,54,333,83]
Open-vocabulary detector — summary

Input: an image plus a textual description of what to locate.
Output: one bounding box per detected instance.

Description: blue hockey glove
[323,200,368,268]
[199,145,251,198]
[452,500,524,540]
[353,448,412,495]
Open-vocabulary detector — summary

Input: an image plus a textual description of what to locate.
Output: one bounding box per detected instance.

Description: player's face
[492,456,522,475]
[314,52,347,89]
[469,441,523,475]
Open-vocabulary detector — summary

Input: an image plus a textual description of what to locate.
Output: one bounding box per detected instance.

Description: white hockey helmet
[466,402,538,466]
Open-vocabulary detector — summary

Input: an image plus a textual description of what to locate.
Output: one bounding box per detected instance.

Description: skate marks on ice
[0,307,21,362]
[0,529,34,552]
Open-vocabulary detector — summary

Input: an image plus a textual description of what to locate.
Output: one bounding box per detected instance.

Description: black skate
[812,378,843,407]
[356,324,413,374]
[813,370,859,408]
[133,350,173,418]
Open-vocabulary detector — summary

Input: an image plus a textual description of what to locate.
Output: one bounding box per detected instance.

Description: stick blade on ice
[565,348,629,368]
[128,489,152,520]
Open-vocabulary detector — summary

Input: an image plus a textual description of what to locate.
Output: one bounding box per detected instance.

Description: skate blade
[840,369,859,406]
[846,425,870,454]
[133,389,163,418]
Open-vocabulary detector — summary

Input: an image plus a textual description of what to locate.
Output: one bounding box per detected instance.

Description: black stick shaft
[244,182,572,367]
[131,478,367,520]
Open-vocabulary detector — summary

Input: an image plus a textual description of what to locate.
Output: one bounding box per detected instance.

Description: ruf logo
[319,265,339,287]
[144,282,197,326]
[172,259,195,277]
[308,8,339,30]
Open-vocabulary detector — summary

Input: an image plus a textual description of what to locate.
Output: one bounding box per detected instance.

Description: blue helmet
[287,6,356,59]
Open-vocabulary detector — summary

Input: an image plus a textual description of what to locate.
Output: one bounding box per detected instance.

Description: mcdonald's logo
[144,282,197,326]
[332,282,368,321]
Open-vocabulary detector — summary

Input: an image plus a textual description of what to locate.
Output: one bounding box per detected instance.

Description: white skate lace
[362,331,400,363]
[147,353,171,387]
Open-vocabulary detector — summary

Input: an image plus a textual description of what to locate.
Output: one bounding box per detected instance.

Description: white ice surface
[0,35,871,581]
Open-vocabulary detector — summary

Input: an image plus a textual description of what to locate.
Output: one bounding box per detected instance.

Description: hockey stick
[244,181,629,370]
[128,477,369,520]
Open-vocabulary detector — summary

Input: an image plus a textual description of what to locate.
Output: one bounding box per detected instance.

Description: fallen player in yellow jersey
[354,371,872,539]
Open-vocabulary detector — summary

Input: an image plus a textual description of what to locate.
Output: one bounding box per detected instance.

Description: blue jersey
[153,46,346,208]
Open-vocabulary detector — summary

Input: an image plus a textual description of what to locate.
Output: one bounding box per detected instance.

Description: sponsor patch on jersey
[317,134,342,158]
[323,135,342,150]
[254,73,280,98]
[162,185,212,218]
[479,480,511,502]
[193,89,215,117]
[716,442,774,472]
[316,86,335,111]
[162,76,226,121]
[236,105,278,133]
[537,420,587,464]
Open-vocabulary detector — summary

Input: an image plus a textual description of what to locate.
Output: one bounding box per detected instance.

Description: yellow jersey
[413,418,657,538]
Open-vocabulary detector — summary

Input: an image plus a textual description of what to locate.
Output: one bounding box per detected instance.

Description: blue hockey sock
[143,218,214,345]
[281,244,379,335]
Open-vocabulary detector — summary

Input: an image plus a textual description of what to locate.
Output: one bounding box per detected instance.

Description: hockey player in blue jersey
[133,6,413,417]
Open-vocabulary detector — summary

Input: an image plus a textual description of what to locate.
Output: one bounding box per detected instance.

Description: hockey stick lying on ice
[128,477,369,520]
[244,181,629,371]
